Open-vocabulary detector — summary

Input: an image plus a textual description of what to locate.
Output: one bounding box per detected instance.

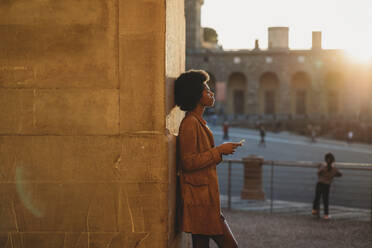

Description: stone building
[0,0,185,247]
[186,0,372,121]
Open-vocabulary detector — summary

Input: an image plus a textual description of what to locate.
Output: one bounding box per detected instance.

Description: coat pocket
[183,182,211,206]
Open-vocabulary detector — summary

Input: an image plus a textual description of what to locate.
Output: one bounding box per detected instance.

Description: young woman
[175,70,240,248]
[312,153,342,219]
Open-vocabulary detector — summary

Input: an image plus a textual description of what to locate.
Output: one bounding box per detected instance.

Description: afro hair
[174,70,209,111]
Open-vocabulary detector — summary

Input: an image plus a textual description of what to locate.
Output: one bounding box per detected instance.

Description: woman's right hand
[217,142,242,155]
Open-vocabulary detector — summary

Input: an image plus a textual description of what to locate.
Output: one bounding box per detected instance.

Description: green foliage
[203,27,218,43]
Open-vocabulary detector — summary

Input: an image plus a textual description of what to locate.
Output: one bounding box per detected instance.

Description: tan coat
[178,112,223,235]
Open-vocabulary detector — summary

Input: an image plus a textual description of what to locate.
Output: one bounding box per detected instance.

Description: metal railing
[219,158,372,223]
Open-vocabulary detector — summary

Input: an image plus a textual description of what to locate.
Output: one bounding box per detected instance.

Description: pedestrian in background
[223,121,229,140]
[258,124,266,147]
[312,153,342,219]
[311,127,316,142]
[347,130,353,144]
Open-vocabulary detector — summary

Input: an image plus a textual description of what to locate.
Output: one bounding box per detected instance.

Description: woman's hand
[217,142,242,155]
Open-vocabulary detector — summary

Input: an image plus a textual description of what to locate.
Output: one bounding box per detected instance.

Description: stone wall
[0,0,185,247]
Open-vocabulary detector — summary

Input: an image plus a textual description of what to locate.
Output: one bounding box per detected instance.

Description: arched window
[227,72,246,115]
[325,71,343,116]
[259,72,280,115]
[291,72,311,116]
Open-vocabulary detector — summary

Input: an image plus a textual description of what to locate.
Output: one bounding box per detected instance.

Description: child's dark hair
[174,70,209,111]
[324,153,335,171]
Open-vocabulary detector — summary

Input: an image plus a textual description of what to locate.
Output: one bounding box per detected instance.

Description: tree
[203,27,218,43]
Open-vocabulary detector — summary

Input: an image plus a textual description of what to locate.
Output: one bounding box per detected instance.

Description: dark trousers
[191,216,238,248]
[312,182,330,215]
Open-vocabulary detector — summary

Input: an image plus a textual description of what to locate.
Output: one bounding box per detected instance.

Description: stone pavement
[212,126,372,156]
[220,195,371,222]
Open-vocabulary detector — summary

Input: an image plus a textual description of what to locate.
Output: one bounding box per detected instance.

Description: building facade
[186,0,372,121]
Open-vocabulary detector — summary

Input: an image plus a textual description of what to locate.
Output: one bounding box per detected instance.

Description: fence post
[270,163,274,213]
[241,155,265,200]
[228,161,232,210]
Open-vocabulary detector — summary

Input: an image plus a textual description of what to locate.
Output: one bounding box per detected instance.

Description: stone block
[0,0,114,26]
[0,89,119,135]
[0,89,34,134]
[63,233,89,248]
[0,26,117,89]
[126,182,167,197]
[0,0,118,89]
[119,34,165,132]
[0,184,17,232]
[0,136,122,182]
[0,182,161,246]
[119,0,165,35]
[141,233,167,248]
[34,89,120,135]
[10,183,88,232]
[2,183,124,233]
[118,183,168,236]
[120,34,163,67]
[86,183,120,232]
[9,232,68,248]
[0,233,11,248]
[143,208,168,233]
[89,233,120,248]
[120,135,167,182]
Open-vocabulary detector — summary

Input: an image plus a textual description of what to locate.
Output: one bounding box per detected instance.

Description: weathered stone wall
[166,1,186,247]
[0,0,184,247]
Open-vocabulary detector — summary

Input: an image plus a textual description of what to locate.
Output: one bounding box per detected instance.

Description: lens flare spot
[15,166,44,218]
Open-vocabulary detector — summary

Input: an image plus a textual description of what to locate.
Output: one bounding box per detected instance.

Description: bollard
[241,155,265,200]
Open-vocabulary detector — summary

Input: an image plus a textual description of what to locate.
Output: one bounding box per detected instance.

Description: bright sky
[201,0,372,60]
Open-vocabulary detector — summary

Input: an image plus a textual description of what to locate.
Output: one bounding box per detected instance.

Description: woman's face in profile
[199,82,215,107]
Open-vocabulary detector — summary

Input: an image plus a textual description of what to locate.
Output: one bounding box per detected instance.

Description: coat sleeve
[179,118,222,172]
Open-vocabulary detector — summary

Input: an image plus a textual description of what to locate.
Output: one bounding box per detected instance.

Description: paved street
[210,125,372,162]
[209,125,372,210]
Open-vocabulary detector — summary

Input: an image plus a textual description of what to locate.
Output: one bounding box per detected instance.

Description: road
[209,125,372,209]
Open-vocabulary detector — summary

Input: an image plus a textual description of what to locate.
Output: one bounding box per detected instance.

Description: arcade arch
[290,71,312,116]
[259,72,280,115]
[324,71,343,116]
[227,72,246,115]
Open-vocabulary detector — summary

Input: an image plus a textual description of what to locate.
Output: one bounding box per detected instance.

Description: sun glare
[345,47,372,63]
[202,0,372,60]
